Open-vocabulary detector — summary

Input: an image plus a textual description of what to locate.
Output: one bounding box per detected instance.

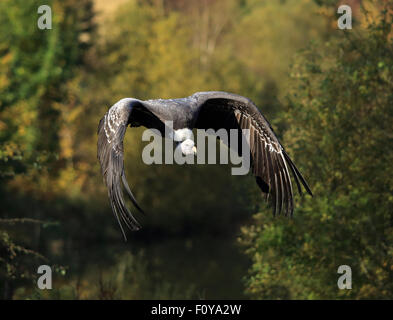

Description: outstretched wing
[193,91,312,216]
[97,98,165,239]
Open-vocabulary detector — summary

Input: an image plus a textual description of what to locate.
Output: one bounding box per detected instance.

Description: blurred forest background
[0,0,392,299]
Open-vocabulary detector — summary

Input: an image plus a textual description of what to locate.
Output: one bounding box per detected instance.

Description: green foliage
[0,219,48,299]
[15,251,196,300]
[2,0,392,300]
[0,0,94,163]
[240,1,393,299]
[0,0,95,299]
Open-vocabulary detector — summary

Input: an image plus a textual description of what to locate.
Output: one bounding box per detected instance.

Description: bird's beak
[192,146,197,155]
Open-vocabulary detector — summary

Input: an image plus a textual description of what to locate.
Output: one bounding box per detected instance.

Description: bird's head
[177,138,197,156]
[173,128,197,156]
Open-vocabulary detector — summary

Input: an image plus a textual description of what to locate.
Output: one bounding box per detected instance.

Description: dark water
[27,234,250,300]
[139,235,250,299]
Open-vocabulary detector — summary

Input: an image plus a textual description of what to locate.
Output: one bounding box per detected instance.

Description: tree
[240,0,393,299]
[0,0,95,299]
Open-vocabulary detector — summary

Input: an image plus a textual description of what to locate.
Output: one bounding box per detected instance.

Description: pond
[16,233,250,300]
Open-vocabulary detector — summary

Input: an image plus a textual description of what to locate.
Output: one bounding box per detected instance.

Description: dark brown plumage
[97,91,312,239]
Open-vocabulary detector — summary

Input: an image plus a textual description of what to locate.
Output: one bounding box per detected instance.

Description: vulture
[97,91,312,238]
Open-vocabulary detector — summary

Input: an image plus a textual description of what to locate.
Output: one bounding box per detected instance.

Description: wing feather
[97,98,165,239]
[193,92,312,216]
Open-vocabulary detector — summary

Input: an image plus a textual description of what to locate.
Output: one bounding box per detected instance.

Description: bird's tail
[97,99,144,240]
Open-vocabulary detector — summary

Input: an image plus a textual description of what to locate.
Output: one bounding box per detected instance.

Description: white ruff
[172,128,193,142]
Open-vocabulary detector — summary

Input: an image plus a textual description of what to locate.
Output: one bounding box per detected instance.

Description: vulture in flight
[98,91,312,238]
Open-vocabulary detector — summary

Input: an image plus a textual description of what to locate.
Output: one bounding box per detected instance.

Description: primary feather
[97,92,313,238]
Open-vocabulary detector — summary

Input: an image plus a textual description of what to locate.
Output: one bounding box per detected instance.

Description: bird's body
[98,91,312,239]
